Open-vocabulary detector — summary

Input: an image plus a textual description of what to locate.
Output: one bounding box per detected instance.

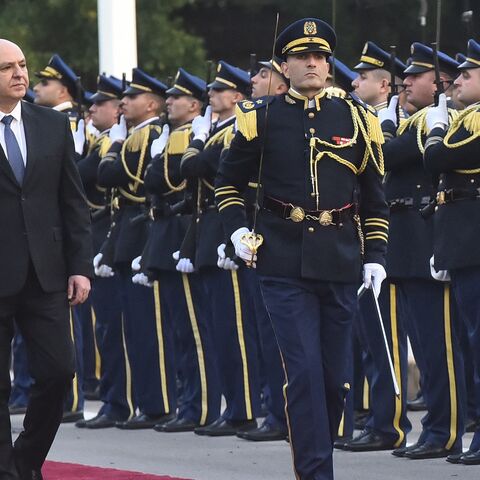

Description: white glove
[363,263,387,298]
[73,119,85,155]
[93,253,114,278]
[231,227,257,268]
[131,255,142,272]
[109,115,127,143]
[172,251,195,274]
[378,95,399,127]
[150,124,170,157]
[429,255,451,282]
[426,93,448,132]
[132,272,153,287]
[217,243,239,271]
[192,106,212,142]
[86,119,99,138]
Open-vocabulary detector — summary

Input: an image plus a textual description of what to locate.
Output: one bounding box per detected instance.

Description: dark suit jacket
[0,101,93,296]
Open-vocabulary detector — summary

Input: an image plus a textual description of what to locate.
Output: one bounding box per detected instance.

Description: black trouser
[0,264,74,477]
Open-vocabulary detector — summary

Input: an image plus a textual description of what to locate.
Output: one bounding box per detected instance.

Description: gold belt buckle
[289,206,305,222]
[319,210,333,226]
[436,191,445,205]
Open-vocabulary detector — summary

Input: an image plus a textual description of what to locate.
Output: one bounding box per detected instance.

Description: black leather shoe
[14,453,43,480]
[116,413,174,430]
[9,404,27,415]
[404,442,460,459]
[82,413,117,429]
[446,451,470,464]
[459,449,480,465]
[333,435,353,450]
[407,394,426,412]
[236,421,287,441]
[194,417,257,437]
[344,430,402,452]
[154,416,198,432]
[392,442,422,457]
[61,411,84,423]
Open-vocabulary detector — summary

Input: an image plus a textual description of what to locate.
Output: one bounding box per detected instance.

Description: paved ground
[10,402,479,480]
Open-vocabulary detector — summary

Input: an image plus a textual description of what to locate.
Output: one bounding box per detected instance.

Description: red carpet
[43,461,192,480]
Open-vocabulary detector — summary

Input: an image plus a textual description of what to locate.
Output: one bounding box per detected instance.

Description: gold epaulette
[346,96,385,175]
[444,104,480,149]
[88,133,112,158]
[120,123,161,192]
[167,124,191,155]
[205,124,235,149]
[235,97,274,141]
[325,86,347,99]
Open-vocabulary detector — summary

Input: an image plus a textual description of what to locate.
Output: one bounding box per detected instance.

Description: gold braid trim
[444,104,480,149]
[120,124,161,192]
[235,104,257,141]
[163,125,191,192]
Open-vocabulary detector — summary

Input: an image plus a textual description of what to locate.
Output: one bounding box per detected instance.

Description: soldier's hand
[217,243,239,271]
[378,95,399,127]
[426,93,448,131]
[172,251,195,273]
[132,272,153,287]
[192,106,212,142]
[429,256,451,282]
[93,253,115,278]
[150,124,170,158]
[362,263,386,298]
[109,115,128,143]
[73,118,86,155]
[231,227,257,268]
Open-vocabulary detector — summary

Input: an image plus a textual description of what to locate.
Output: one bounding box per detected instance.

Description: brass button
[435,206,439,212]
[309,128,315,134]
[471,179,475,183]
[416,184,421,189]
[308,227,315,233]
[310,192,316,197]
[308,112,314,119]
[196,218,200,223]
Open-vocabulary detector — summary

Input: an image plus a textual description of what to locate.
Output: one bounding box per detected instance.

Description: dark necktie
[1,115,25,185]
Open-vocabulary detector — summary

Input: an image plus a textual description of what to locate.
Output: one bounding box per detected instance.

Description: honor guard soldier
[424,38,480,465]
[379,43,466,460]
[179,61,262,437]
[74,75,133,429]
[139,68,221,432]
[239,58,289,441]
[339,42,411,452]
[33,53,85,423]
[34,54,81,131]
[216,18,388,480]
[97,68,173,429]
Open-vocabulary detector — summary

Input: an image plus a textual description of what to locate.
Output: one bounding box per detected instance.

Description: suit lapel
[21,101,39,187]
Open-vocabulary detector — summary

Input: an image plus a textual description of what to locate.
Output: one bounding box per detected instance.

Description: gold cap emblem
[242,101,255,110]
[304,21,317,36]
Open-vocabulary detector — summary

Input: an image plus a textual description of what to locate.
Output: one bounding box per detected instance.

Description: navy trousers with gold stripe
[117,266,175,416]
[450,267,480,451]
[396,279,466,451]
[201,267,261,422]
[260,276,356,480]
[90,276,133,420]
[355,281,411,445]
[159,270,221,425]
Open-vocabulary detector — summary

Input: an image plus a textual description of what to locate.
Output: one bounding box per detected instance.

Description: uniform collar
[133,116,159,131]
[53,101,74,112]
[374,100,388,112]
[285,87,326,110]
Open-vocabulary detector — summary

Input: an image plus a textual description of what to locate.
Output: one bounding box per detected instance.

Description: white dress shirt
[0,101,27,166]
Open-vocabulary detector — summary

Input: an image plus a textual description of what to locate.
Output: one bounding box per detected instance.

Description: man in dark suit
[0,39,93,480]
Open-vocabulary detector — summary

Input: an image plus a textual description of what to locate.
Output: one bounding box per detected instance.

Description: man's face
[282,52,329,94]
[352,70,384,106]
[208,88,239,114]
[121,93,155,125]
[251,67,286,98]
[166,94,197,125]
[403,71,436,109]
[0,41,28,106]
[89,99,120,132]
[33,78,67,107]
[454,69,480,106]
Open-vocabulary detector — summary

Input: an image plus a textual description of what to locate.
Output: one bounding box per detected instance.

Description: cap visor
[404,64,431,75]
[458,60,480,70]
